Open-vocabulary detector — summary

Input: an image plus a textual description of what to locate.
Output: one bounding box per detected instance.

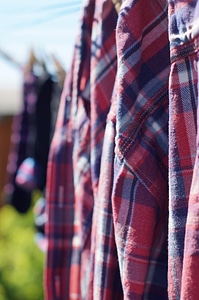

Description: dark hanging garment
[35,76,53,188]
[15,72,62,193]
[4,70,38,213]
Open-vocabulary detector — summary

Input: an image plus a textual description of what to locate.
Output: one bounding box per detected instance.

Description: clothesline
[2,4,82,30]
[1,1,81,14]
[8,6,82,29]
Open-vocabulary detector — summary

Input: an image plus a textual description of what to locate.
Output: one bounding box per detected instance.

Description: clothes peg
[51,53,66,84]
[112,0,122,13]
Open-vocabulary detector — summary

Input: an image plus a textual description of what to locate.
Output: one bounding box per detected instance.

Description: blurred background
[0,1,81,299]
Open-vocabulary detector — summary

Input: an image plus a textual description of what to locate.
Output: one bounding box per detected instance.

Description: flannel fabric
[72,0,119,298]
[45,60,75,300]
[15,157,44,191]
[45,0,119,298]
[87,1,120,296]
[89,84,123,299]
[69,0,95,298]
[45,0,95,298]
[86,0,118,299]
[45,0,199,299]
[168,1,199,299]
[4,70,38,213]
[111,0,170,298]
[90,0,118,197]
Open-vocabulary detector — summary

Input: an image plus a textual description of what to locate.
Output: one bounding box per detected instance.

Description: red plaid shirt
[88,83,123,299]
[111,0,170,298]
[168,1,199,299]
[45,0,118,299]
[45,57,75,299]
[89,0,170,299]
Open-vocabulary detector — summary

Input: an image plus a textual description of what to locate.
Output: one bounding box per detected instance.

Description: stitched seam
[118,87,168,159]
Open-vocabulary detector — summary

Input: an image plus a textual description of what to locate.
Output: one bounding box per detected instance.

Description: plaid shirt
[4,70,38,213]
[87,1,120,298]
[45,58,75,300]
[89,83,123,299]
[45,0,118,299]
[110,0,170,298]
[168,1,199,299]
[45,1,95,297]
[68,1,95,299]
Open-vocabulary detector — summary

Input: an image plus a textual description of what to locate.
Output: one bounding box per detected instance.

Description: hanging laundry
[45,0,95,298]
[168,1,199,299]
[4,49,64,216]
[45,0,120,299]
[16,75,54,191]
[44,0,199,299]
[3,56,38,213]
[93,0,170,298]
[87,0,122,298]
[45,53,76,299]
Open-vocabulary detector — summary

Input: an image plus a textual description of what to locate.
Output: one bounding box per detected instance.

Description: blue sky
[0,0,82,113]
[0,1,81,56]
[0,1,81,79]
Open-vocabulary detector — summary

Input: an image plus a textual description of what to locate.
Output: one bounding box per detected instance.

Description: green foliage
[0,201,45,300]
